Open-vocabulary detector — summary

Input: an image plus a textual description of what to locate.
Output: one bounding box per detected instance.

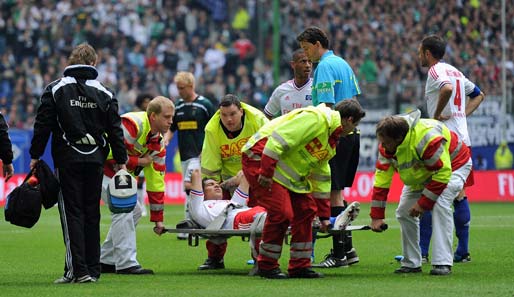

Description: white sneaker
[177,233,188,240]
[54,276,74,284]
[332,202,361,230]
[75,275,97,283]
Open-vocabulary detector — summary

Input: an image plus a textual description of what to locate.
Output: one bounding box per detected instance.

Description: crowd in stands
[0,0,512,129]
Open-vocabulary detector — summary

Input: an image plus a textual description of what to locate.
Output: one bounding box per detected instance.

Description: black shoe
[289,268,323,278]
[258,268,288,279]
[100,263,116,273]
[346,248,360,265]
[454,253,471,263]
[116,265,154,275]
[430,265,452,275]
[312,251,348,268]
[198,258,225,270]
[394,266,422,274]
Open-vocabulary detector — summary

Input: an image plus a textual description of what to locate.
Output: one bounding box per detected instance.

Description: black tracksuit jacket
[0,113,13,165]
[30,65,127,167]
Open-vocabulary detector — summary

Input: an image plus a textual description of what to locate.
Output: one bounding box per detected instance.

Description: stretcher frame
[163,225,374,247]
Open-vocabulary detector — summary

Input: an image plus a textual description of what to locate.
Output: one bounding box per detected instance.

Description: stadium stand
[0,0,512,129]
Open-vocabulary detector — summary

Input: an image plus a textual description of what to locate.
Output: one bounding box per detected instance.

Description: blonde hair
[174,71,195,87]
[146,96,175,117]
[68,43,97,66]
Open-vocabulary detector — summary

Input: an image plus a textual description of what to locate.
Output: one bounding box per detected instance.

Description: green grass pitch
[1,202,513,297]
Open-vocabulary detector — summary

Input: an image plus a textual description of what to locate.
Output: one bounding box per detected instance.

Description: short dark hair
[135,93,154,110]
[376,116,409,141]
[291,48,306,62]
[219,94,242,109]
[201,178,211,191]
[296,27,330,49]
[334,99,366,123]
[421,35,446,60]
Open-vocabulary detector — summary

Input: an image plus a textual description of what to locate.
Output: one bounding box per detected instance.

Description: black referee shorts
[329,129,360,190]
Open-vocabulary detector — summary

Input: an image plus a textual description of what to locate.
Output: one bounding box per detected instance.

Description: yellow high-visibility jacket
[242,104,342,199]
[106,111,166,222]
[201,103,268,182]
[371,110,470,219]
[494,142,513,169]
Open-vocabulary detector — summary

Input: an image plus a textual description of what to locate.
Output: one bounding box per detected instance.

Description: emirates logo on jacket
[70,96,98,109]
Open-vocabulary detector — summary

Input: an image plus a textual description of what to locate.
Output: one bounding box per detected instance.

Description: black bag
[35,160,60,209]
[4,168,42,228]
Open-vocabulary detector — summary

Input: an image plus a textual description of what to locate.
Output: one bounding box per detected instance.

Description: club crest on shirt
[305,138,328,160]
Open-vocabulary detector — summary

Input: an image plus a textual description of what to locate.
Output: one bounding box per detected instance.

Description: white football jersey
[425,62,476,145]
[189,188,248,229]
[264,78,312,117]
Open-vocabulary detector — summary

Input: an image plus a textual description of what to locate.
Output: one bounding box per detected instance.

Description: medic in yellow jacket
[370,110,471,220]
[105,97,174,227]
[243,104,342,204]
[241,100,365,277]
[201,96,268,182]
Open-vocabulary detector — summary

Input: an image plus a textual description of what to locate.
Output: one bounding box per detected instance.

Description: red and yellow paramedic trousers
[243,154,316,274]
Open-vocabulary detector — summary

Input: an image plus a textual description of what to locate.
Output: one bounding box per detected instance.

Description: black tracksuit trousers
[56,163,104,280]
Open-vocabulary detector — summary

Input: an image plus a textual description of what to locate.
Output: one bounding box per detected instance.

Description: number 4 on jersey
[454,80,462,111]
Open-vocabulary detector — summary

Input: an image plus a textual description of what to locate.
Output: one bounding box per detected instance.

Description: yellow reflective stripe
[123,113,146,151]
[309,172,330,182]
[397,159,416,170]
[377,154,391,165]
[290,250,312,259]
[124,131,138,146]
[276,160,303,182]
[263,147,280,160]
[260,242,282,259]
[150,204,164,211]
[391,158,398,168]
[371,200,387,208]
[424,145,444,167]
[415,123,443,153]
[133,142,144,152]
[260,242,282,252]
[422,189,439,201]
[291,241,312,250]
[153,155,165,165]
[271,131,289,151]
[274,170,310,192]
[290,242,312,259]
[260,249,281,259]
[244,150,261,161]
[312,192,330,199]
[450,140,462,160]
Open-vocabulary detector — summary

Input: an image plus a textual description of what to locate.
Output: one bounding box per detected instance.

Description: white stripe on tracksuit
[56,168,74,279]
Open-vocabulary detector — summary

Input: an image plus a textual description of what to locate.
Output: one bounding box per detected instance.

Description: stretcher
[162,224,386,247]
